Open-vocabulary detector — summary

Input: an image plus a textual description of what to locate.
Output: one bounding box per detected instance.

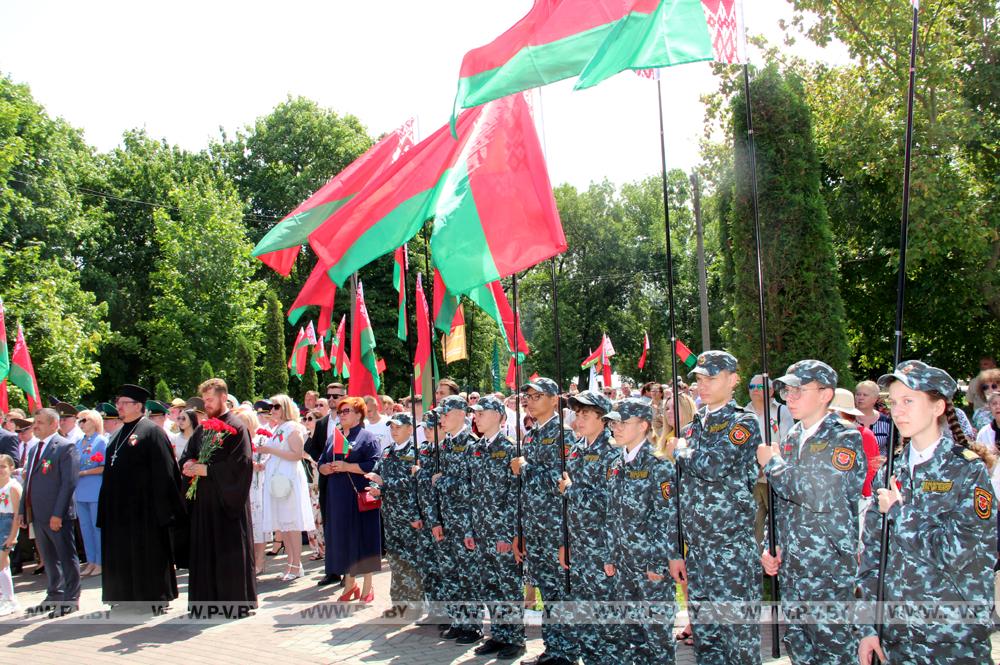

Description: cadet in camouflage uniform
[559,389,620,664]
[510,377,576,665]
[366,413,424,615]
[757,360,866,665]
[429,395,483,643]
[858,361,997,665]
[668,350,762,665]
[467,396,526,661]
[414,409,448,626]
[603,398,681,665]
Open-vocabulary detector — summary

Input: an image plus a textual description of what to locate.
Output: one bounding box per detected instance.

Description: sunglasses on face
[304,417,315,422]
[328,394,345,400]
[337,409,353,416]
[269,404,281,411]
[748,383,764,390]
[983,383,1000,392]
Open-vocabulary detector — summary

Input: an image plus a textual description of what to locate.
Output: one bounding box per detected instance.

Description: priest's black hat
[116,384,150,403]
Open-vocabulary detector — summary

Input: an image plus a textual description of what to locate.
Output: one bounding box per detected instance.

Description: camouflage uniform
[677,350,762,665]
[427,396,482,634]
[765,360,866,665]
[520,377,576,663]
[413,410,447,621]
[605,398,680,665]
[858,361,997,664]
[371,414,424,609]
[470,396,525,649]
[564,390,620,664]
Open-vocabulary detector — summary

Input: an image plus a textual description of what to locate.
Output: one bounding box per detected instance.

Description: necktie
[25,441,44,514]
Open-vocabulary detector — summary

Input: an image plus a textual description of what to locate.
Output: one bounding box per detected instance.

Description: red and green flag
[638,332,650,369]
[329,426,350,457]
[287,261,337,338]
[574,0,745,90]
[253,119,415,276]
[348,280,380,398]
[413,273,434,411]
[288,327,309,379]
[331,315,351,379]
[9,325,40,412]
[309,94,566,295]
[311,334,331,372]
[432,269,461,335]
[675,339,697,370]
[0,299,9,413]
[393,245,408,341]
[465,280,530,357]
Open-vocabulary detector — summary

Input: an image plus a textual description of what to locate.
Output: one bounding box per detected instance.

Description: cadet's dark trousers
[686,541,761,665]
[417,528,445,613]
[617,564,677,665]
[34,516,80,605]
[529,540,576,661]
[570,555,620,665]
[883,624,992,665]
[780,574,857,665]
[440,536,483,631]
[478,541,525,646]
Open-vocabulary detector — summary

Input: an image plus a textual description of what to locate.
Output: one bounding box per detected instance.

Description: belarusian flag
[638,332,650,369]
[675,339,697,369]
[432,269,460,335]
[454,0,635,114]
[287,261,337,338]
[492,340,502,392]
[253,119,415,276]
[393,245,408,341]
[331,315,351,379]
[348,280,380,397]
[288,327,309,378]
[574,0,746,90]
[441,305,468,364]
[309,94,566,294]
[329,426,350,457]
[311,334,332,372]
[413,273,434,411]
[9,325,40,412]
[0,299,9,412]
[465,280,530,357]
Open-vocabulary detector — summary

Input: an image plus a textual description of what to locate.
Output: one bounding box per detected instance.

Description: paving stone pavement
[2,556,999,663]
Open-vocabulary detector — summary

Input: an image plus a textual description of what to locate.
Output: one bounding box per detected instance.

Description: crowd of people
[0,354,998,664]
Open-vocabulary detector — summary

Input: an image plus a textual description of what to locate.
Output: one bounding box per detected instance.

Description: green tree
[230,336,257,402]
[724,64,852,383]
[260,291,288,397]
[301,361,318,404]
[155,379,172,403]
[199,361,215,386]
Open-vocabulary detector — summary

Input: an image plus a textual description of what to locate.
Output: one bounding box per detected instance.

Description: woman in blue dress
[319,396,382,602]
[76,409,108,577]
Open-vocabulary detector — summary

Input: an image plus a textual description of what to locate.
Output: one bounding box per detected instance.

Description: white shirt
[746,399,794,444]
[365,415,392,456]
[623,440,645,464]
[62,425,84,445]
[0,478,22,514]
[797,419,824,456]
[908,438,941,469]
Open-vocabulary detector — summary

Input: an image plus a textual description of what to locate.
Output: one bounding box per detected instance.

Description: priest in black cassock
[180,378,256,618]
[97,384,186,612]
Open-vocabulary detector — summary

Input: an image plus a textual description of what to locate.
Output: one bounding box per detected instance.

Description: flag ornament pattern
[287,261,337,338]
[413,273,434,410]
[393,245,408,341]
[348,280,381,397]
[9,325,41,412]
[331,315,351,379]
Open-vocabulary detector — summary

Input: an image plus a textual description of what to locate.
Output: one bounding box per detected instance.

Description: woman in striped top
[855,380,893,457]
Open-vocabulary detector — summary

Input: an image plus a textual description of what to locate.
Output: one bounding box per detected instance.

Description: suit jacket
[310,415,332,462]
[19,434,79,523]
[0,429,18,468]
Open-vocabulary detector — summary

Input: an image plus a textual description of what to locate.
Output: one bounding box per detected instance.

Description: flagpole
[742,63,780,657]
[401,241,423,522]
[548,259,571,593]
[655,77,686,563]
[421,223,444,531]
[511,273,524,577]
[875,1,920,649]
[465,303,475,390]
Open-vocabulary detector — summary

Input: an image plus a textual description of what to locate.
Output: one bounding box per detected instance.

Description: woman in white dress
[232,407,272,575]
[258,394,315,582]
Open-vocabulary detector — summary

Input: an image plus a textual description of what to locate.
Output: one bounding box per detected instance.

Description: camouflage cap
[436,395,468,414]
[687,350,739,379]
[568,389,612,416]
[604,397,654,423]
[470,395,505,415]
[421,410,440,427]
[775,360,838,389]
[387,413,413,427]
[521,377,559,396]
[878,360,957,400]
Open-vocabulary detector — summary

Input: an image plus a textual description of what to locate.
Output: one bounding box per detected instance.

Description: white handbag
[269,473,292,499]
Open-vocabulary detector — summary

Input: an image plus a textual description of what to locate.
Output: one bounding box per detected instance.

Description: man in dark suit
[311,383,344,587]
[0,425,18,467]
[19,408,80,617]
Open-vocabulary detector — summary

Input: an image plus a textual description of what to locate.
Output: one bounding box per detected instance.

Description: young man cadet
[757,360,866,664]
[665,350,762,665]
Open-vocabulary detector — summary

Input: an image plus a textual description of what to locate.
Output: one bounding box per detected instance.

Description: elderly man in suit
[19,408,80,618]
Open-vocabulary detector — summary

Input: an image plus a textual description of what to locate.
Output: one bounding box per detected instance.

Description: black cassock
[180,410,256,615]
[97,417,186,605]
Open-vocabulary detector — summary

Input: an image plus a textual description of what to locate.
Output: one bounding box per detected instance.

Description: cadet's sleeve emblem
[832,447,856,471]
[975,487,993,520]
[729,424,752,446]
[660,481,672,500]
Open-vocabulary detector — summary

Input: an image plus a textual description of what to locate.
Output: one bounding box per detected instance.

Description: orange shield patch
[975,487,993,520]
[832,447,856,471]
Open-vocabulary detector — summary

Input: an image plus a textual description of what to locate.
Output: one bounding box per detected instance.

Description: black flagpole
[655,76,685,561]
[422,223,443,528]
[875,1,919,648]
[402,244,422,520]
[742,62,781,658]
[512,273,524,577]
[548,259,571,593]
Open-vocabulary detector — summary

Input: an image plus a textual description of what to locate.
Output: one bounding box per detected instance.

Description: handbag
[269,473,292,499]
[354,482,382,512]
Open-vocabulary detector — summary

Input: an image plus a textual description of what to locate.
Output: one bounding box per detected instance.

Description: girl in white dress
[259,394,315,582]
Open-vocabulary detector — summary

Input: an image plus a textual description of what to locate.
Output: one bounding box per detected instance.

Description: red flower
[256,428,272,437]
[202,418,236,436]
[89,452,105,464]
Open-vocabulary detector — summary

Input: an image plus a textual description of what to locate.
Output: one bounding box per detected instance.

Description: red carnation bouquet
[186,418,237,499]
[89,452,105,465]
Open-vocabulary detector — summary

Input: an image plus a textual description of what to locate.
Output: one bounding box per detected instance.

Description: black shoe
[47,605,76,619]
[266,544,285,557]
[316,574,341,587]
[9,564,22,575]
[474,638,505,655]
[441,626,464,640]
[455,629,483,645]
[497,644,527,660]
[33,566,45,576]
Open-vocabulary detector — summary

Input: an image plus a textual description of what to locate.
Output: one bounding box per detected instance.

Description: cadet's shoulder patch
[921,480,953,493]
[958,447,980,461]
[660,481,671,500]
[975,487,993,520]
[729,424,752,446]
[832,447,856,471]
